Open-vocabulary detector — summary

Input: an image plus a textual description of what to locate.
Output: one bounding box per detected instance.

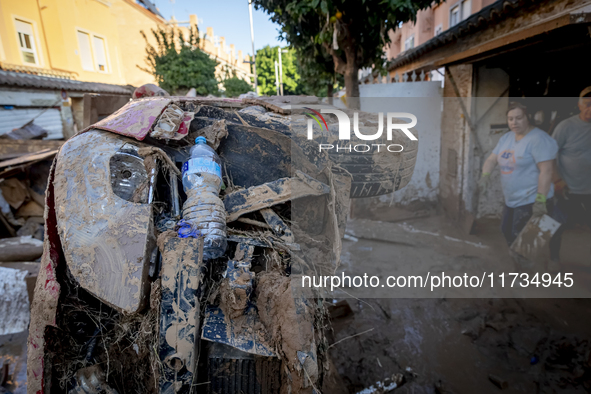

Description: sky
[152,0,285,56]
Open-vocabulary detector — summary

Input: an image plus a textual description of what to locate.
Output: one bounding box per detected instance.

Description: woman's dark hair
[506,101,529,116]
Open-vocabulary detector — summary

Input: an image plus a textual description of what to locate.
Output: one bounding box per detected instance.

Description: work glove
[532,193,547,218]
[478,172,491,195]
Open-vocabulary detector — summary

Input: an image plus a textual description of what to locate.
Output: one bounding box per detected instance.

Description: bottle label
[183,158,222,178]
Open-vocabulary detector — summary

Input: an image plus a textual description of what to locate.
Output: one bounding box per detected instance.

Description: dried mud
[156,230,177,254]
[255,271,317,394]
[54,131,154,313]
[193,119,228,149]
[218,275,250,320]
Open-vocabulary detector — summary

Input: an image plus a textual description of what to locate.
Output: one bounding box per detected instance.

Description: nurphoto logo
[304,108,418,153]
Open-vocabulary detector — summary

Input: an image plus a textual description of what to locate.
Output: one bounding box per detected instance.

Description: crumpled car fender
[54,130,156,314]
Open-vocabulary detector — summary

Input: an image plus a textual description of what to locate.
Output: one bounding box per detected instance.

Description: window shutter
[93,36,108,72]
[77,31,94,71]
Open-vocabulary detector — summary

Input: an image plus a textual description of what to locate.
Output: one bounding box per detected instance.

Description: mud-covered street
[2,213,591,393]
[325,215,591,393]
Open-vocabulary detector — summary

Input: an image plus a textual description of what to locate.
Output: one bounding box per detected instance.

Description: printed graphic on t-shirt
[498,150,515,174]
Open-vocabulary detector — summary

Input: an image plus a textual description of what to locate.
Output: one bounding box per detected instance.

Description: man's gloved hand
[554,179,569,199]
[532,193,548,218]
[478,172,491,195]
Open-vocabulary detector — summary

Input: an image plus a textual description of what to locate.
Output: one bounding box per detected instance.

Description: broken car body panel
[54,130,156,313]
[91,97,171,141]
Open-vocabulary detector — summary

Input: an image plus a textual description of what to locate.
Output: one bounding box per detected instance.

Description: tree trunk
[344,64,360,109]
[325,24,359,108]
[327,83,334,105]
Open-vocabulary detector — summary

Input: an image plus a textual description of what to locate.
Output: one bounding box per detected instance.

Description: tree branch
[323,41,347,75]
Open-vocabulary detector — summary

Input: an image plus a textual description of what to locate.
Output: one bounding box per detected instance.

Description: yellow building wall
[0,0,128,85]
[0,0,51,68]
[111,0,164,87]
[49,0,127,84]
[0,0,253,89]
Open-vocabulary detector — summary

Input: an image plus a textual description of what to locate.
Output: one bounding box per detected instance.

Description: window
[76,30,109,73]
[93,36,107,72]
[15,20,38,65]
[450,6,460,27]
[434,24,443,36]
[77,31,94,71]
[404,35,415,51]
[450,0,472,27]
[462,0,472,20]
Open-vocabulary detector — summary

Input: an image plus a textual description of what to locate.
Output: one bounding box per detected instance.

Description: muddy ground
[2,215,590,393]
[326,215,591,393]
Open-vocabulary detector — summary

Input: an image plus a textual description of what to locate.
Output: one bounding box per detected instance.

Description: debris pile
[0,132,61,393]
[0,153,54,248]
[23,96,359,394]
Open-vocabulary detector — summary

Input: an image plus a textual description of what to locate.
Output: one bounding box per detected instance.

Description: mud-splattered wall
[351,81,443,215]
[439,64,473,220]
[472,65,511,218]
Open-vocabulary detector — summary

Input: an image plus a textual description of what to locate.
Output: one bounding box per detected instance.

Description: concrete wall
[438,63,510,222]
[356,81,443,209]
[439,64,473,219]
[472,65,510,218]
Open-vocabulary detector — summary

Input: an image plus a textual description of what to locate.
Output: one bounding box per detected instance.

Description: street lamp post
[274,60,280,96]
[278,47,283,96]
[277,48,288,96]
[248,0,258,95]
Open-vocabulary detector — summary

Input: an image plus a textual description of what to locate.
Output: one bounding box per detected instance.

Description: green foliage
[139,25,219,96]
[223,76,253,97]
[253,0,436,95]
[256,45,300,96]
[295,44,343,96]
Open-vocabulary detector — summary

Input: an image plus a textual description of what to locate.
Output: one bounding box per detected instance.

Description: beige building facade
[0,0,253,89]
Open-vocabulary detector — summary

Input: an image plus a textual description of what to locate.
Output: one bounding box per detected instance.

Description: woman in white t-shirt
[478,102,558,247]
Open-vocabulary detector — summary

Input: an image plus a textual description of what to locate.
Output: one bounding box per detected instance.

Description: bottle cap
[195,136,207,144]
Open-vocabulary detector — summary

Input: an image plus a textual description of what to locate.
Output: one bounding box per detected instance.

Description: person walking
[479,102,558,248]
[550,87,591,263]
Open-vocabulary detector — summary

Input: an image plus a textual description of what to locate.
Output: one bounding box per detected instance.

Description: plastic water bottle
[179,136,227,259]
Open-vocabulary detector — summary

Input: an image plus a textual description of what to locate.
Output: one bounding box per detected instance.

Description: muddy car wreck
[26,96,417,394]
